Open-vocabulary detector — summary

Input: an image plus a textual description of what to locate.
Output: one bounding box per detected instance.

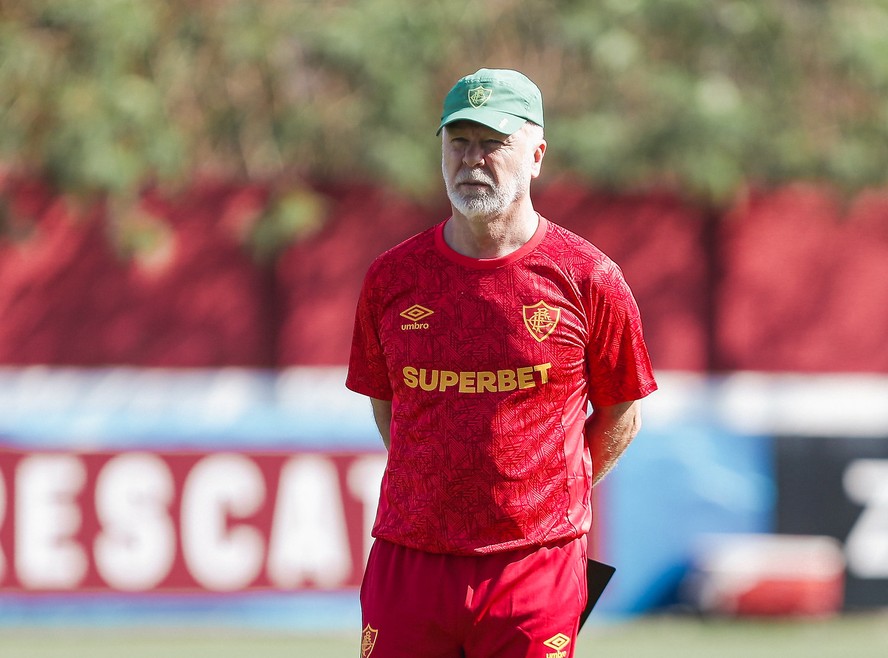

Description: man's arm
[369,397,392,451]
[585,400,642,486]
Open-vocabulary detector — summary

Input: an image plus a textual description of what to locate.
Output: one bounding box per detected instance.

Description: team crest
[468,84,492,108]
[523,300,561,342]
[361,624,379,657]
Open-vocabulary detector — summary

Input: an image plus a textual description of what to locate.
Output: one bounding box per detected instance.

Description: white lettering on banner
[267,456,350,588]
[93,453,176,591]
[843,459,888,578]
[347,456,386,564]
[181,453,267,591]
[15,455,88,589]
[0,450,377,592]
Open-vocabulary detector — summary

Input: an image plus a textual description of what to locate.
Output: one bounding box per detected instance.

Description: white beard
[443,158,532,219]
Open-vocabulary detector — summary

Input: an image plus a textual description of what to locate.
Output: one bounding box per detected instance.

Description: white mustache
[456,172,495,186]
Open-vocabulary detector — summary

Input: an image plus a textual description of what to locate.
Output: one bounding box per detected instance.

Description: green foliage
[250,186,327,262]
[2,0,888,222]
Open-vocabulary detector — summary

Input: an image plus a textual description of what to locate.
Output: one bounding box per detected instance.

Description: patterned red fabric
[347,216,657,554]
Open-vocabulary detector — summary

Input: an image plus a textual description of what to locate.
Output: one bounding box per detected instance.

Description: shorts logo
[468,84,492,108]
[543,633,571,658]
[523,300,560,342]
[361,624,379,657]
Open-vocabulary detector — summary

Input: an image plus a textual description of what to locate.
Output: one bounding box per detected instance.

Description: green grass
[581,613,888,657]
[2,613,886,658]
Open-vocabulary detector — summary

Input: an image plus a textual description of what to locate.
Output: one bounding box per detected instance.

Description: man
[347,68,657,658]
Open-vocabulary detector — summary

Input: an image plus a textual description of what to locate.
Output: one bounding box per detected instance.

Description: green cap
[437,68,544,136]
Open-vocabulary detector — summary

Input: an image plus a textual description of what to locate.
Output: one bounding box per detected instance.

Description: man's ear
[531,139,547,178]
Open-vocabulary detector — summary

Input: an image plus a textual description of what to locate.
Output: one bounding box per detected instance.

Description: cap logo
[468,84,492,108]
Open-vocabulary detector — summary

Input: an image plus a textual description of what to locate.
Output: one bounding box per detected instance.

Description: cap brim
[436,109,527,136]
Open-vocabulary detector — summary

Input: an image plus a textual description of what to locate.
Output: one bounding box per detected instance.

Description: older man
[347,68,657,658]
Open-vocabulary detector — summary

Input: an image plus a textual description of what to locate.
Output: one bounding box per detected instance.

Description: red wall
[717,185,888,372]
[1,177,886,372]
[0,180,275,366]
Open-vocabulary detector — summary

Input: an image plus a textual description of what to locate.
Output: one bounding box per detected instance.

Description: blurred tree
[2,0,888,253]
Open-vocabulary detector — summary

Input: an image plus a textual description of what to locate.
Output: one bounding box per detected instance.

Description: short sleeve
[585,264,657,407]
[345,268,394,400]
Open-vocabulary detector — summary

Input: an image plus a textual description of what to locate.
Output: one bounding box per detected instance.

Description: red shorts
[360,537,588,658]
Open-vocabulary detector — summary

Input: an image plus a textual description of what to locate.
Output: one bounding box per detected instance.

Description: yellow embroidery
[468,84,492,108]
[543,632,571,658]
[402,363,552,393]
[523,301,561,342]
[399,305,434,322]
[361,624,378,657]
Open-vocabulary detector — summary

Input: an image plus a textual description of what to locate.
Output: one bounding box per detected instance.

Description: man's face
[441,121,545,219]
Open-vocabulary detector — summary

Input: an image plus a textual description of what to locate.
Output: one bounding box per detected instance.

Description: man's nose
[462,142,486,167]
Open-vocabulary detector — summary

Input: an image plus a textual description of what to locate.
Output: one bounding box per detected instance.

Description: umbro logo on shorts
[543,632,571,658]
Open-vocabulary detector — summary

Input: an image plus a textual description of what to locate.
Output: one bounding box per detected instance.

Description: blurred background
[1,0,888,653]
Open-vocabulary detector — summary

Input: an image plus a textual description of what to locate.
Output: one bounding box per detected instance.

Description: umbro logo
[400,304,434,321]
[400,304,434,331]
[543,632,571,658]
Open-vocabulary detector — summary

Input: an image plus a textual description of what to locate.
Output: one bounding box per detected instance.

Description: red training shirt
[346,216,657,555]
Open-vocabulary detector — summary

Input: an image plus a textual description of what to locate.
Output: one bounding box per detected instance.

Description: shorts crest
[361,624,379,657]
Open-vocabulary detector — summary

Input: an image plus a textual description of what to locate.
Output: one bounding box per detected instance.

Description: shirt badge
[523,300,561,342]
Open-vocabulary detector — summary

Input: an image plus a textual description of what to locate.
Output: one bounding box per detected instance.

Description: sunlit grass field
[2,613,886,658]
